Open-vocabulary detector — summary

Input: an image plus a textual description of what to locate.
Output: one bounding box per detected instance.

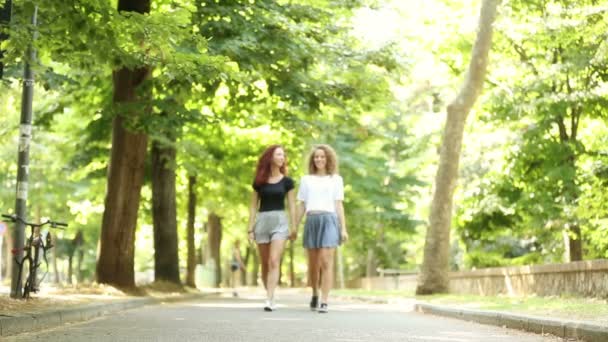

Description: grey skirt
[303,212,341,248]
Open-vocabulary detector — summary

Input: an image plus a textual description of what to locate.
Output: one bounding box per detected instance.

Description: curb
[0,293,209,337]
[415,303,608,342]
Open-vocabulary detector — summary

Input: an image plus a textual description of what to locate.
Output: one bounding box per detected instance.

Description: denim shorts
[254,210,289,243]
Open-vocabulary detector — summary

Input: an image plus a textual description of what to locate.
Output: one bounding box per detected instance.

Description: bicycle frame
[2,214,67,299]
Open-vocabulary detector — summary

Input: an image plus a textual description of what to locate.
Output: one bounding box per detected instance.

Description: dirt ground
[0,281,199,317]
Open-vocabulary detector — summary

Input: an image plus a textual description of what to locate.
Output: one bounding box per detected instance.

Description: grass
[333,288,608,324]
[419,293,608,324]
[333,288,414,298]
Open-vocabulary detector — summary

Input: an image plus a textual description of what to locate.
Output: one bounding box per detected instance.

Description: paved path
[5,290,565,341]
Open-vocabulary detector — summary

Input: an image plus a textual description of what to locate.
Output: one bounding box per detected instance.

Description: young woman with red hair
[246,145,297,311]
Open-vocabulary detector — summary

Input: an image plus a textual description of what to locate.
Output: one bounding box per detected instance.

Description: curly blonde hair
[307,144,339,175]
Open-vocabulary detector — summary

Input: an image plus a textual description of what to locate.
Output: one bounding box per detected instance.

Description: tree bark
[186,175,197,287]
[568,224,583,261]
[76,249,83,283]
[207,212,222,287]
[151,135,181,284]
[96,0,151,289]
[336,247,345,289]
[68,247,74,284]
[241,245,250,285]
[558,112,583,262]
[416,0,500,295]
[4,228,12,280]
[52,234,61,284]
[68,231,84,284]
[252,246,259,286]
[288,242,295,287]
[366,249,375,278]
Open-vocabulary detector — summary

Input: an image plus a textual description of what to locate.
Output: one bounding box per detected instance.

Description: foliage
[2,0,608,286]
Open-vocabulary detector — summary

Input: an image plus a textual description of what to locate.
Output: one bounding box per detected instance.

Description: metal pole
[0,0,12,79]
[11,6,37,299]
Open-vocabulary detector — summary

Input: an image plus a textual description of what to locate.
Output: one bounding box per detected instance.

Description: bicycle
[2,213,67,299]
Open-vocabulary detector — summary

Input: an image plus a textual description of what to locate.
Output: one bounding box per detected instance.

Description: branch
[556,116,569,142]
[571,105,581,141]
[485,74,513,96]
[505,36,539,76]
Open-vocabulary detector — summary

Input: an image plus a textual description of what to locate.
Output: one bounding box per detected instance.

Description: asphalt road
[5,290,566,342]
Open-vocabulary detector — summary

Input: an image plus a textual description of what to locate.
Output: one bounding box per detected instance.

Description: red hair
[254,145,287,186]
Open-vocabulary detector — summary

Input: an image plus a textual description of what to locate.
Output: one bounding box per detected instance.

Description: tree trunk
[336,247,345,289]
[207,213,222,287]
[568,224,583,261]
[67,231,84,284]
[67,247,73,284]
[4,229,12,281]
[151,136,180,284]
[278,257,283,285]
[96,0,151,289]
[76,249,83,283]
[558,114,583,262]
[289,242,295,287]
[366,249,375,278]
[416,0,500,295]
[186,175,197,287]
[48,231,60,284]
[252,247,259,286]
[241,244,250,285]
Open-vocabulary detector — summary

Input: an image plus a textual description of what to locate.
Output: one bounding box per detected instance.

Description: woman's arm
[287,189,298,239]
[247,191,259,241]
[295,201,306,229]
[336,200,348,243]
[295,176,307,229]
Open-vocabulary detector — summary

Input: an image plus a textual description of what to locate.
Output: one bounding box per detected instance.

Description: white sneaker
[263,300,276,312]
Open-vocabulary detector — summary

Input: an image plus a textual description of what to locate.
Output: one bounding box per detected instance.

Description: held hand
[341,230,349,243]
[289,229,298,241]
[247,230,255,243]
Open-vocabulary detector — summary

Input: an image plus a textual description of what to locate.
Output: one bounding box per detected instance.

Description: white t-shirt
[297,174,344,213]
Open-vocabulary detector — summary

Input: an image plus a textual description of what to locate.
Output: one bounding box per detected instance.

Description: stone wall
[349,259,608,298]
[448,259,608,297]
[347,274,418,292]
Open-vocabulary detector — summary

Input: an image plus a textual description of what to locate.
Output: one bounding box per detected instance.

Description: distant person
[296,144,348,313]
[230,239,245,297]
[246,145,297,311]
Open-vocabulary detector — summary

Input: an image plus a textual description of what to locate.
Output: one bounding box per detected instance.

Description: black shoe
[318,303,328,313]
[310,296,319,311]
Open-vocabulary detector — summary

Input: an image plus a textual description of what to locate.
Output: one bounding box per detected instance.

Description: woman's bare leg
[257,243,270,289]
[307,248,321,296]
[319,247,335,304]
[266,239,287,301]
